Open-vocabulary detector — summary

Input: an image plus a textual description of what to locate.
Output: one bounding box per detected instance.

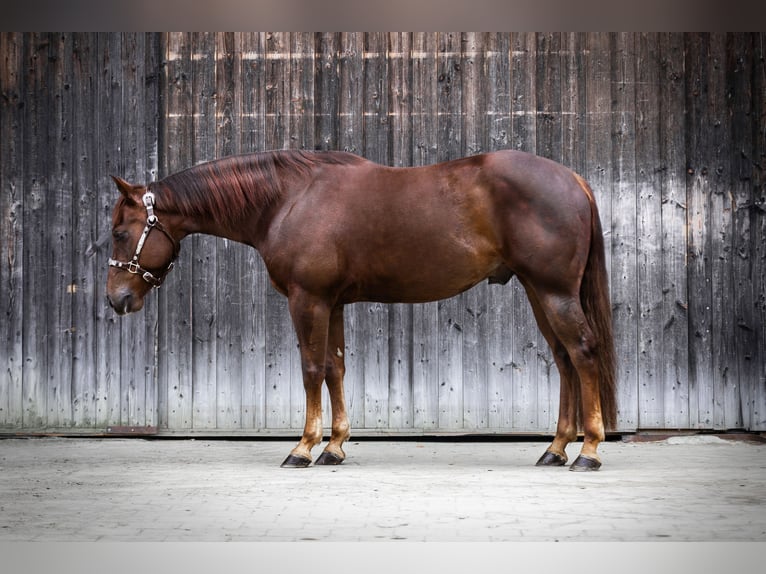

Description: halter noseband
[108,190,180,287]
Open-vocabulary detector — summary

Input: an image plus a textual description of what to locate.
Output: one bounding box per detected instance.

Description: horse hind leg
[533,288,607,471]
[523,285,579,467]
[315,306,351,465]
[536,356,580,467]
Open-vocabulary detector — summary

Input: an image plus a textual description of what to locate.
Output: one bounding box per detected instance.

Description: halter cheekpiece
[108,189,180,287]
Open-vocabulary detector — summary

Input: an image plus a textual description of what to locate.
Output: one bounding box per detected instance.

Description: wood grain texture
[2,33,764,435]
[657,33,690,428]
[0,33,24,429]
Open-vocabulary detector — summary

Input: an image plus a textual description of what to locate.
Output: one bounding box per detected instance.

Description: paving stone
[0,437,764,541]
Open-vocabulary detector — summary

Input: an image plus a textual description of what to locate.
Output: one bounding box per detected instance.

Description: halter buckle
[143,191,157,224]
[142,271,161,286]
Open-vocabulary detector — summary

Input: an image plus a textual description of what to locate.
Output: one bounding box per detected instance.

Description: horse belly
[346,241,501,304]
[347,190,503,303]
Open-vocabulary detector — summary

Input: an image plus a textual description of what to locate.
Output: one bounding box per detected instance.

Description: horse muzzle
[106,289,144,315]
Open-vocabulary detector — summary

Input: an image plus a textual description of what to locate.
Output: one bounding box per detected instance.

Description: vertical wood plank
[118,33,136,428]
[338,32,366,429]
[160,32,195,431]
[215,32,245,430]
[728,33,758,430]
[361,32,391,429]
[388,32,414,430]
[0,33,24,429]
[289,32,315,151]
[533,32,563,431]
[437,32,463,429]
[535,33,562,161]
[510,32,539,431]
[239,32,268,430]
[263,32,294,430]
[410,32,440,430]
[142,32,161,429]
[315,33,340,153]
[635,33,664,428]
[485,32,513,430]
[686,33,715,429]
[21,33,49,429]
[753,32,766,430]
[561,33,587,175]
[70,32,98,428]
[287,33,316,431]
[610,33,639,431]
[707,34,738,429]
[658,33,690,428]
[461,32,489,430]
[121,33,157,429]
[47,32,74,429]
[94,33,122,428]
[115,34,156,426]
[188,32,218,430]
[559,33,588,432]
[584,33,616,425]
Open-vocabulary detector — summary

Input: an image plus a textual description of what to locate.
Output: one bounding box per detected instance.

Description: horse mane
[150,150,363,225]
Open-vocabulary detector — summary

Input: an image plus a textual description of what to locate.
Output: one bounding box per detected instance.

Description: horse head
[106,176,180,315]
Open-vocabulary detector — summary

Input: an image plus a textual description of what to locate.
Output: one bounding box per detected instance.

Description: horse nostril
[106,292,132,315]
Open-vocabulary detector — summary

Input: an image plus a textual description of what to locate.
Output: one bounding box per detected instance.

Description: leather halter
[108,190,180,287]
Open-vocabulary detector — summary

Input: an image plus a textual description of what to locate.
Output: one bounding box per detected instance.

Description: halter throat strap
[108,190,180,287]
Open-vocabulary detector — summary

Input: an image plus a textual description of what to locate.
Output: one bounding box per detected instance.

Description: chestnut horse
[106,149,617,471]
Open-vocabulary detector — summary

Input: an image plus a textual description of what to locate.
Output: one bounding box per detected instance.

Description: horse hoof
[315,451,344,466]
[280,454,312,468]
[536,451,567,467]
[569,455,602,472]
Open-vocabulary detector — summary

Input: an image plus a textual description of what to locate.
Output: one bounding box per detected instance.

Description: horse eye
[112,229,129,242]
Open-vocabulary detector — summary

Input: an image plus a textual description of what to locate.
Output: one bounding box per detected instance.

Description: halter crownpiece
[108,190,180,287]
[143,190,158,223]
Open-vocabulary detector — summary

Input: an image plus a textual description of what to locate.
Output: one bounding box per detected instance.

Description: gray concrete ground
[0,436,764,542]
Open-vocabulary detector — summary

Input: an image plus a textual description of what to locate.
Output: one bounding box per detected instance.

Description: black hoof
[536,451,567,467]
[315,451,344,466]
[569,455,602,472]
[280,454,312,468]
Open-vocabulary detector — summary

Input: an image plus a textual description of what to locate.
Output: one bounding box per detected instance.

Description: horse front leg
[315,305,350,465]
[280,290,331,468]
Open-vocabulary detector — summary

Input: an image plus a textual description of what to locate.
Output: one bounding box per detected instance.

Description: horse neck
[154,163,295,248]
[162,202,273,248]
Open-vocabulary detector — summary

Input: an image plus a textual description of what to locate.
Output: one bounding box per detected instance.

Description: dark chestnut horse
[106,149,617,471]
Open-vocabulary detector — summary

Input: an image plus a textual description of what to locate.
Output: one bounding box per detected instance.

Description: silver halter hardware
[108,190,179,287]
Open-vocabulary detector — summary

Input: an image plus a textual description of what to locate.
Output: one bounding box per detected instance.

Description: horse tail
[574,174,618,431]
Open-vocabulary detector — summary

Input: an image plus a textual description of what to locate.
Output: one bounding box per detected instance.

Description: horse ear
[111,176,140,204]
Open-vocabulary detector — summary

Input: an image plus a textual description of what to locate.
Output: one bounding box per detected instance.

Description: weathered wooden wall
[1,32,764,436]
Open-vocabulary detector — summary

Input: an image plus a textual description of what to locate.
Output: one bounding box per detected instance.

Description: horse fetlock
[333,420,351,442]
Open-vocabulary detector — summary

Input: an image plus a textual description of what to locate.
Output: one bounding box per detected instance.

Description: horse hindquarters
[544,187,615,470]
[497,162,616,470]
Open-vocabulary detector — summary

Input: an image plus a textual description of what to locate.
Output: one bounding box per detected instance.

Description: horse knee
[301,362,326,388]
